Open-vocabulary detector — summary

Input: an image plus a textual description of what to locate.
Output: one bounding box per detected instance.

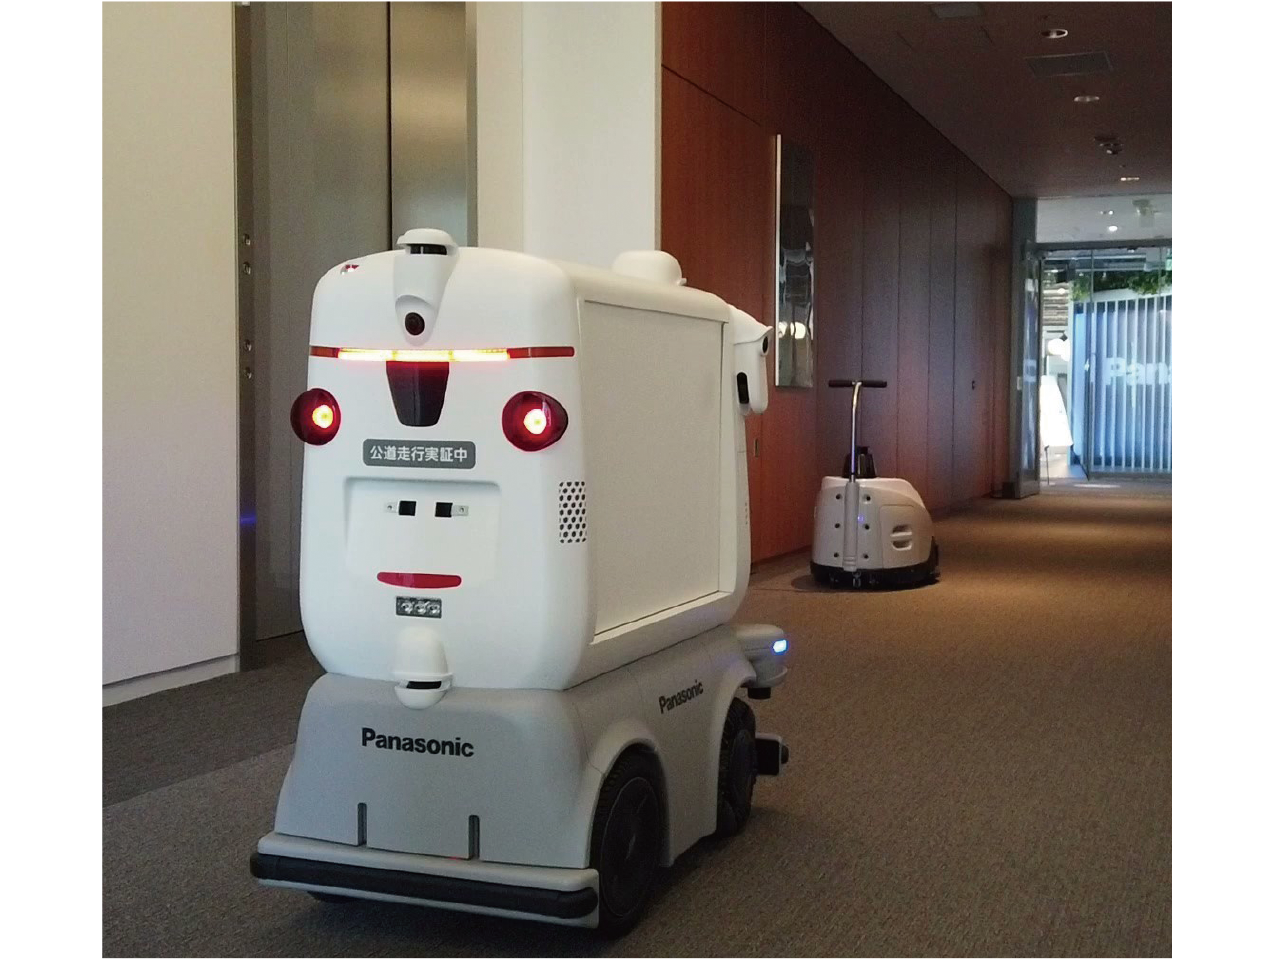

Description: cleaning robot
[810,378,939,588]
[250,229,790,934]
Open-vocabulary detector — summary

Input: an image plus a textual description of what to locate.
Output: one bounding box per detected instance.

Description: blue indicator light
[772,638,788,655]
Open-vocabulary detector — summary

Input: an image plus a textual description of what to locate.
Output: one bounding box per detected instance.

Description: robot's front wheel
[715,697,758,837]
[590,751,664,936]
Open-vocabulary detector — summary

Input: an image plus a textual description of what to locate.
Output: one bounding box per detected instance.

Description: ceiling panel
[803,2,1171,198]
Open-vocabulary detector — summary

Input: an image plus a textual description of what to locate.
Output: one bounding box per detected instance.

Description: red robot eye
[291,388,341,445]
[502,392,567,451]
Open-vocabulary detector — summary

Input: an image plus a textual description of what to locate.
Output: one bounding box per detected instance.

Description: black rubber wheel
[714,697,757,838]
[308,891,354,904]
[589,751,664,936]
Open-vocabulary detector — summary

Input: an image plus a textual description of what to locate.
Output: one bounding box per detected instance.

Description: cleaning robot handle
[828,378,888,389]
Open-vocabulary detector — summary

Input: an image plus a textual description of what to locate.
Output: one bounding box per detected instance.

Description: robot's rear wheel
[590,751,664,936]
[714,697,757,837]
[811,561,855,587]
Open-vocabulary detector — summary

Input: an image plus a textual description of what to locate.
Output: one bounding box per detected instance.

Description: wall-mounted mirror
[775,136,815,387]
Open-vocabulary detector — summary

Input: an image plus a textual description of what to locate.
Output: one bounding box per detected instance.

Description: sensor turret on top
[398,227,457,255]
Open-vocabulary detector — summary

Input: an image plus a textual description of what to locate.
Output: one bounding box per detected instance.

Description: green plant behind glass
[1072,270,1170,300]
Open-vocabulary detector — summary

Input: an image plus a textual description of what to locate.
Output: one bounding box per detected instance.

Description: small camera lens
[405,312,426,336]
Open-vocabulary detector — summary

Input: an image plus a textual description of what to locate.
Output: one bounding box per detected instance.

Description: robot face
[293,234,763,696]
[292,351,578,453]
[293,242,593,693]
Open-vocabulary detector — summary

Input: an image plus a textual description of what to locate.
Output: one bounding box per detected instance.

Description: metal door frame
[234,3,261,668]
[1004,198,1040,498]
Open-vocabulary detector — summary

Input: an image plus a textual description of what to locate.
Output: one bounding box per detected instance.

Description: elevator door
[246,2,391,642]
[240,2,471,649]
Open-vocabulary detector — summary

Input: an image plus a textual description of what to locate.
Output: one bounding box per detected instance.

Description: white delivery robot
[250,229,790,934]
[810,378,939,588]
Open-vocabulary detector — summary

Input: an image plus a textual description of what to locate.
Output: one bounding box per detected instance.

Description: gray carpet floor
[103,481,1172,957]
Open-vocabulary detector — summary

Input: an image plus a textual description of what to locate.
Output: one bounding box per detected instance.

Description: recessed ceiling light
[1107,225,1119,233]
[1042,28,1069,39]
[1074,94,1101,103]
[1100,209,1114,216]
[1120,176,1140,182]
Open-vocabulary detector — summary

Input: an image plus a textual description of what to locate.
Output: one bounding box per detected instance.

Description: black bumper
[812,539,940,589]
[250,851,599,921]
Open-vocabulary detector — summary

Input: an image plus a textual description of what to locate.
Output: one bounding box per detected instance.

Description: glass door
[1037,245,1173,481]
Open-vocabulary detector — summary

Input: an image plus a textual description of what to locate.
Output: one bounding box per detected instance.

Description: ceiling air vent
[931,3,984,18]
[1026,51,1113,78]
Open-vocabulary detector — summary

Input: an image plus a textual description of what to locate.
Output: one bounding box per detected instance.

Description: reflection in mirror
[775,137,815,387]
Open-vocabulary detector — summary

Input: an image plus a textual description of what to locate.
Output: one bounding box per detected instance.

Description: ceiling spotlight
[1042,28,1069,39]
[1100,209,1114,216]
[1120,176,1140,182]
[1107,225,1119,233]
[1074,94,1101,103]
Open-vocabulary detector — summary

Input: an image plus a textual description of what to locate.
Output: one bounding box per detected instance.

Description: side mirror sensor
[730,308,770,415]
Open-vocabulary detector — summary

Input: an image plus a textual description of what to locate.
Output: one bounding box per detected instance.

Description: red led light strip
[309,346,574,361]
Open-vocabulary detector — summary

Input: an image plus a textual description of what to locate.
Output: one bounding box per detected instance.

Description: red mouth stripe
[377,573,462,589]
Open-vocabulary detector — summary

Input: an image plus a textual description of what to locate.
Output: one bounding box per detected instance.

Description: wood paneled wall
[662,2,1012,562]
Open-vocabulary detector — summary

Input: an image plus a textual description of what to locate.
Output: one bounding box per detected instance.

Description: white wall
[475,1,660,267]
[103,2,239,693]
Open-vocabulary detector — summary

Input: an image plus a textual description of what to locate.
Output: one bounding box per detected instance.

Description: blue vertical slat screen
[1079,292,1172,476]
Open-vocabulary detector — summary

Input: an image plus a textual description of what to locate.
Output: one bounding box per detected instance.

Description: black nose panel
[386,361,449,427]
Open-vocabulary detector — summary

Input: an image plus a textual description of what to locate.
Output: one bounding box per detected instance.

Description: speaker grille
[558,481,587,544]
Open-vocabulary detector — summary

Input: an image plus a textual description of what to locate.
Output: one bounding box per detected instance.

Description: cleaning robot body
[251,229,789,933]
[810,379,939,588]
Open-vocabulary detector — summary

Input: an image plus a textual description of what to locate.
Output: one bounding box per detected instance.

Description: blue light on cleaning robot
[772,638,788,654]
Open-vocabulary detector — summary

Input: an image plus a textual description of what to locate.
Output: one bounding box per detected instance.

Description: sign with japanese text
[363,439,476,469]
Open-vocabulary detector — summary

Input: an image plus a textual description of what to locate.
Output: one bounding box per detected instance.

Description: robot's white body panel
[264,626,753,873]
[299,242,760,694]
[812,476,936,574]
[255,233,787,930]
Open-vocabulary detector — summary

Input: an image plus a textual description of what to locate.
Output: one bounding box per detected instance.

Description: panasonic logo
[658,680,704,714]
[361,726,474,758]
